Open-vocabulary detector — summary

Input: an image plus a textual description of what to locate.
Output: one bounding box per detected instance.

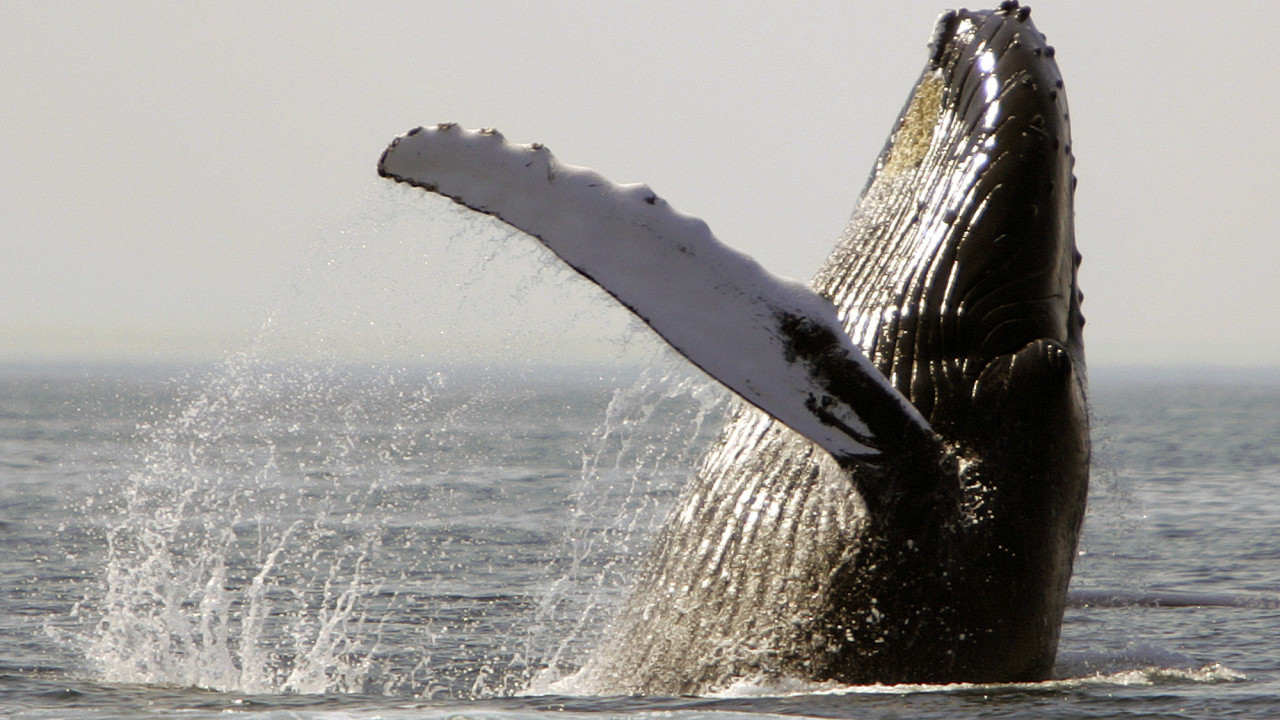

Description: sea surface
[1,359,1277,719]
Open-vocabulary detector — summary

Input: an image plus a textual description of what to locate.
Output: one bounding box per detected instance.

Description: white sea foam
[707,662,1245,699]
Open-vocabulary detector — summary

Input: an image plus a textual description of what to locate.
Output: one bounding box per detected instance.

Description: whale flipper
[379,125,935,462]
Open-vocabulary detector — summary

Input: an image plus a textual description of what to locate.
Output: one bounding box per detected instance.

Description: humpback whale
[379,2,1086,694]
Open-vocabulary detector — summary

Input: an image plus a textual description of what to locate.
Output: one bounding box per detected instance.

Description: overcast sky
[4,2,1278,369]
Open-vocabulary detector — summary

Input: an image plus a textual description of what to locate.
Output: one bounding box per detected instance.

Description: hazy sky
[4,2,1278,368]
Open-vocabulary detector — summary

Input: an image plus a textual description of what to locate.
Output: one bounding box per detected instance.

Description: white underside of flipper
[379,124,931,461]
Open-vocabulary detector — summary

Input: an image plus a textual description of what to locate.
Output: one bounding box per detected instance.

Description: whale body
[379,2,1087,694]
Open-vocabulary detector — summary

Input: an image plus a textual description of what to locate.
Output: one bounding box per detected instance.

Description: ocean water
[1,359,1277,719]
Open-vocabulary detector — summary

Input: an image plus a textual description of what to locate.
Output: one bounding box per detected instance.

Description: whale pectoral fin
[379,124,936,461]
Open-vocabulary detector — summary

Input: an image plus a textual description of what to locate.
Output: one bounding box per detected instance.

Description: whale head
[823,2,1083,421]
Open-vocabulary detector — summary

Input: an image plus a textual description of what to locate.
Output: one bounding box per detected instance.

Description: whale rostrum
[380,1,1087,694]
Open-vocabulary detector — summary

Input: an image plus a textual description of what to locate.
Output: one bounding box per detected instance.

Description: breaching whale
[379,1,1086,694]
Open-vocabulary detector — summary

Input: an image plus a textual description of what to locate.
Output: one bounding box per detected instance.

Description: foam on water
[709,662,1245,699]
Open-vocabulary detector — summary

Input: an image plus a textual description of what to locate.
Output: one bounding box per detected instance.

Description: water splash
[81,353,425,694]
[61,186,731,697]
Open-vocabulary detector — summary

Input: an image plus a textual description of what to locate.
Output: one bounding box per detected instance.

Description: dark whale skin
[577,2,1087,693]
